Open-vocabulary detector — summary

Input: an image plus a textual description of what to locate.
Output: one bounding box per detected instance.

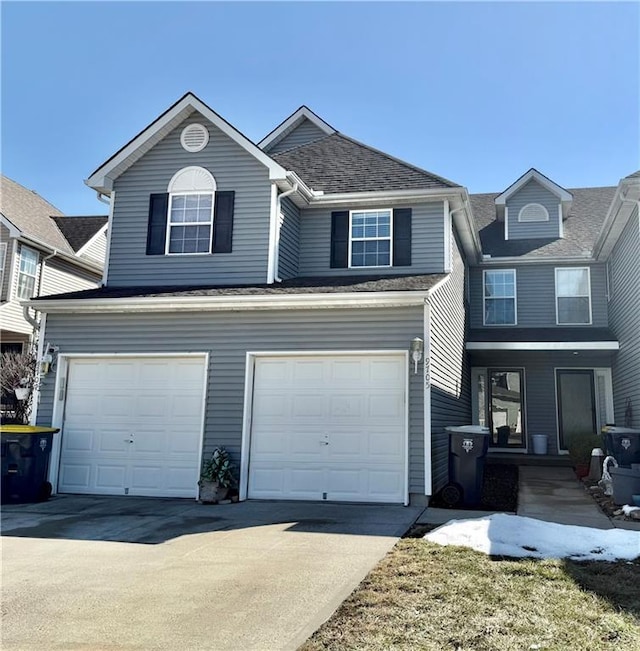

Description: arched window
[166,166,216,254]
[518,203,549,222]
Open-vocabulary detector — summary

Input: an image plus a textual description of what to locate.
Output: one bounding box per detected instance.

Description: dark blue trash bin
[1,426,59,503]
[602,426,640,468]
[442,426,490,507]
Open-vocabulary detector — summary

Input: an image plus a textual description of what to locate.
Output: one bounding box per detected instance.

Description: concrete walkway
[2,497,421,650]
[517,466,613,529]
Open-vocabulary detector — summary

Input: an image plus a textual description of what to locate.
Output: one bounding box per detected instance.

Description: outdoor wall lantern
[410,337,424,374]
[39,343,59,376]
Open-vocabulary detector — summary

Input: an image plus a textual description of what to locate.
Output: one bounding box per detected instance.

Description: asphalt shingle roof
[271,133,459,193]
[51,216,108,252]
[31,273,447,302]
[470,186,617,258]
[0,176,72,253]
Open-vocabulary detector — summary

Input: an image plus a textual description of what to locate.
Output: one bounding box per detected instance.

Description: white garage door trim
[240,350,409,505]
[48,353,209,497]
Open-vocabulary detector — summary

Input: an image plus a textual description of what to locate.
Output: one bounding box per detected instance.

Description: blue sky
[2,1,638,215]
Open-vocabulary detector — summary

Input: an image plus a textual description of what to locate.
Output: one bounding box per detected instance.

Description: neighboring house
[27,93,639,506]
[0,176,107,354]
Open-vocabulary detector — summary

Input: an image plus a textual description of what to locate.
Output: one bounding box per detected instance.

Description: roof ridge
[335,133,460,188]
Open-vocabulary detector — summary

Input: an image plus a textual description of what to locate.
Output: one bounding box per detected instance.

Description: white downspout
[274,184,298,283]
[22,248,56,334]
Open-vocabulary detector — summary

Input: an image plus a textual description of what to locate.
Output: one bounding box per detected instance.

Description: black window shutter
[146,193,169,255]
[212,191,235,253]
[393,208,412,266]
[330,211,349,268]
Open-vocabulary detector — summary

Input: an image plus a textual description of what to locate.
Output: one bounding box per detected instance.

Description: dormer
[259,106,336,155]
[494,169,573,241]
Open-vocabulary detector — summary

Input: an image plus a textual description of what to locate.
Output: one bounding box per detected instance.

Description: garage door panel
[249,354,406,504]
[59,356,206,498]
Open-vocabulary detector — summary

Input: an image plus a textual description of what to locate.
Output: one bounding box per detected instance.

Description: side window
[16,246,38,299]
[556,267,591,324]
[483,269,516,325]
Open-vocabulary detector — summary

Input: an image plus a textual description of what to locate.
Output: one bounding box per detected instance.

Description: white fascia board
[592,178,640,260]
[27,290,430,314]
[15,234,102,276]
[309,187,463,206]
[0,213,22,238]
[86,93,289,194]
[258,106,336,151]
[495,169,573,206]
[477,255,594,266]
[466,341,619,351]
[75,222,109,258]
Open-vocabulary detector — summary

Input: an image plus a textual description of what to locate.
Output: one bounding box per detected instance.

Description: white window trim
[165,166,216,256]
[482,268,517,326]
[15,245,39,300]
[348,209,393,269]
[555,266,592,325]
[518,202,549,222]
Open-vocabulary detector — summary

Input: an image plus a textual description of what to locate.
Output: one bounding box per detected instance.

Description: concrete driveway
[2,496,421,650]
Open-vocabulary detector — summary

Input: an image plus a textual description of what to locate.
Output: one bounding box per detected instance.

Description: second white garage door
[58,356,207,498]
[248,354,407,503]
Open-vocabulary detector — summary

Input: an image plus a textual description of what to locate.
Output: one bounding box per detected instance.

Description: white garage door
[58,356,206,498]
[248,354,407,503]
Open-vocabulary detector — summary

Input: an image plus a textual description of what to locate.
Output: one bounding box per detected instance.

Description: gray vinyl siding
[298,201,445,276]
[506,179,561,240]
[37,306,428,496]
[470,263,608,328]
[469,351,615,455]
[429,230,471,493]
[609,206,640,427]
[107,112,272,287]
[278,197,299,280]
[267,119,328,154]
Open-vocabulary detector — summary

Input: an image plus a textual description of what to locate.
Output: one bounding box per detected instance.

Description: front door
[556,369,597,451]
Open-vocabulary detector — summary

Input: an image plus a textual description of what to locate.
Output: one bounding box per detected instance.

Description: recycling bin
[602,425,640,468]
[1,425,59,503]
[442,426,491,507]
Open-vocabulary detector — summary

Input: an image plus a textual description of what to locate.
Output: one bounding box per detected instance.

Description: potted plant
[566,432,604,479]
[198,447,236,503]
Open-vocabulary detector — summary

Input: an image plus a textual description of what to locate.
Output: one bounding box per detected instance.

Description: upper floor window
[16,246,38,299]
[556,267,591,325]
[166,167,216,255]
[518,203,549,222]
[349,210,391,267]
[483,269,516,325]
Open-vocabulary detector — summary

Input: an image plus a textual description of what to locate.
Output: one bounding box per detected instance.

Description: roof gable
[495,168,573,207]
[259,106,336,152]
[86,92,289,194]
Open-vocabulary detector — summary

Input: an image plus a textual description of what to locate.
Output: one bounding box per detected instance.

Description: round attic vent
[180,123,209,152]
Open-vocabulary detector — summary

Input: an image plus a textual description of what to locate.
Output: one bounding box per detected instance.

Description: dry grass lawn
[302,539,640,651]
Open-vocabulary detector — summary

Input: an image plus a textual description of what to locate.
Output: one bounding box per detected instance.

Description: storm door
[556,369,597,451]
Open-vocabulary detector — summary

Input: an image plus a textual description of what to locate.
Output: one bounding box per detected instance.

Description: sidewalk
[418,465,640,531]
[517,466,613,529]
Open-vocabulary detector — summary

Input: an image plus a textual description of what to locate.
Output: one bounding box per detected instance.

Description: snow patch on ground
[424,513,640,561]
[622,505,640,516]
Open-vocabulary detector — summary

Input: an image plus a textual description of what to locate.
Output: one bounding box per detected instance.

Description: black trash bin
[1,426,59,504]
[602,426,640,468]
[441,426,490,507]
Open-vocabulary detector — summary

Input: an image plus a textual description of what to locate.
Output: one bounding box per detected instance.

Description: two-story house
[27,93,639,506]
[1,175,108,354]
